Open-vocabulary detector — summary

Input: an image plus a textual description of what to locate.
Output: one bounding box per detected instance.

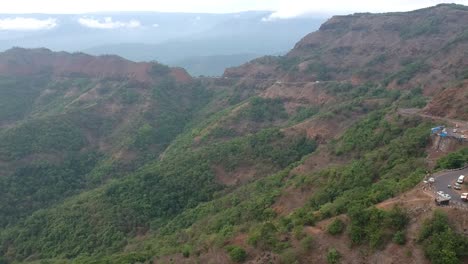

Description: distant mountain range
[0,12,326,75]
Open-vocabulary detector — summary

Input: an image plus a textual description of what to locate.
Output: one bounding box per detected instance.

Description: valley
[0,3,467,264]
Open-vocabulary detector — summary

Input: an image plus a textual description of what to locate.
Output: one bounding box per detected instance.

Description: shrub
[393,230,406,245]
[244,97,288,122]
[326,248,341,264]
[418,210,468,264]
[327,218,345,235]
[291,106,319,123]
[347,206,410,249]
[292,225,306,240]
[436,148,468,169]
[150,63,171,75]
[227,246,247,263]
[280,248,299,264]
[182,245,191,258]
[248,222,280,250]
[300,235,314,251]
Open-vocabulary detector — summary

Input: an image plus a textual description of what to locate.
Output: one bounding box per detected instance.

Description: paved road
[433,167,468,203]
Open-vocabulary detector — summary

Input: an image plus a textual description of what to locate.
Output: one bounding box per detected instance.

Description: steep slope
[225,4,468,119]
[0,4,467,264]
[0,48,207,229]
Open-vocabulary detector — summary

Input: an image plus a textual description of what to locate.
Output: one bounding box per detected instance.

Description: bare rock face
[423,81,468,121]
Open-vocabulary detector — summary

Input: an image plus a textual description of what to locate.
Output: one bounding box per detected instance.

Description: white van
[457,175,465,184]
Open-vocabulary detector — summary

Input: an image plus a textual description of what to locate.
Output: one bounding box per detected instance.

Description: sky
[1,0,467,15]
[0,0,467,30]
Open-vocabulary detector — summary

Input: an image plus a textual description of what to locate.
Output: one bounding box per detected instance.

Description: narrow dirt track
[398,108,468,129]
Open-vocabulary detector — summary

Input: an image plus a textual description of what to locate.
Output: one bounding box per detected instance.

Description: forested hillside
[0,4,467,264]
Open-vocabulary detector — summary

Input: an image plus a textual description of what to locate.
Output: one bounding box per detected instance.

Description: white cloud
[0,0,467,15]
[78,17,141,29]
[0,17,57,30]
[263,0,468,21]
[152,23,160,28]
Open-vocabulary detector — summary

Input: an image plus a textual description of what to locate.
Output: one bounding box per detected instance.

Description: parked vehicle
[454,183,462,190]
[461,193,468,201]
[457,175,465,184]
[428,177,435,183]
[435,196,450,206]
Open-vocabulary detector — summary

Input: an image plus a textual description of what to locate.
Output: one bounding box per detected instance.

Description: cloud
[78,17,141,29]
[261,0,468,21]
[0,17,57,30]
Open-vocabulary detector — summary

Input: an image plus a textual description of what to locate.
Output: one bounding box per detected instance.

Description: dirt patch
[112,149,138,164]
[213,165,258,186]
[272,185,314,216]
[261,82,334,106]
[153,248,230,264]
[170,68,192,83]
[293,145,348,175]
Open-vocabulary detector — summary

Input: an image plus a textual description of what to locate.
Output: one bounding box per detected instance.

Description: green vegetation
[248,222,284,251]
[400,17,441,39]
[0,151,100,228]
[418,210,468,264]
[461,68,468,80]
[347,206,408,249]
[383,61,429,86]
[291,106,319,123]
[326,248,341,264]
[0,85,432,263]
[397,87,427,108]
[436,148,468,169]
[0,117,85,159]
[243,97,288,122]
[277,56,300,71]
[1,18,466,263]
[150,62,171,75]
[327,218,345,235]
[226,246,247,262]
[393,230,406,245]
[298,111,430,223]
[306,62,333,81]
[366,54,388,67]
[119,88,140,104]
[0,126,315,260]
[0,77,45,121]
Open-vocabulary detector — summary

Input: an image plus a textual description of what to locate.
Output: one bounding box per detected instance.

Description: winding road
[398,108,468,129]
[432,167,468,205]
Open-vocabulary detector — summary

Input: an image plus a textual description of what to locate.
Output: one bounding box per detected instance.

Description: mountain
[0,12,326,76]
[0,4,468,264]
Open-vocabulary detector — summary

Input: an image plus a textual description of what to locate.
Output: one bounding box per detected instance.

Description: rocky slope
[225,4,468,119]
